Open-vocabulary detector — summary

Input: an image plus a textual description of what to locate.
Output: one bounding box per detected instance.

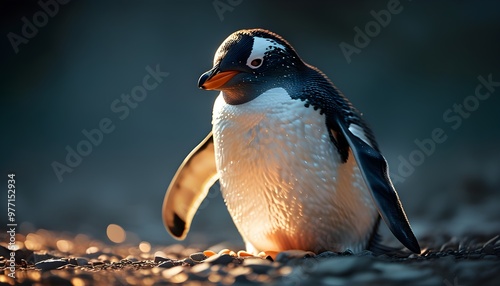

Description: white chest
[212,88,378,253]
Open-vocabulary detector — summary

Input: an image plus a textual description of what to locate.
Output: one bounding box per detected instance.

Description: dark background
[1,0,499,248]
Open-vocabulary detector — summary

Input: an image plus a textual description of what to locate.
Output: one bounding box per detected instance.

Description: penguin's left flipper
[333,119,421,254]
[162,132,219,240]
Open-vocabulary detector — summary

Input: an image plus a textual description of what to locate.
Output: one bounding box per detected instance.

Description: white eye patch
[246,37,286,69]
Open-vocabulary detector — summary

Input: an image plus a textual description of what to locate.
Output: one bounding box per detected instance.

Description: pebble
[31,253,58,264]
[378,263,432,281]
[154,255,170,263]
[468,253,483,259]
[0,246,10,259]
[182,257,196,266]
[189,252,207,262]
[228,266,251,277]
[355,250,374,257]
[483,244,495,255]
[234,273,252,283]
[309,256,371,276]
[315,251,338,258]
[350,272,378,283]
[161,265,184,279]
[205,254,234,265]
[243,258,273,274]
[68,257,89,266]
[125,255,139,262]
[203,250,217,257]
[483,235,499,248]
[190,262,211,276]
[35,259,69,271]
[321,276,346,285]
[157,260,175,268]
[90,260,104,266]
[275,250,315,262]
[42,275,72,286]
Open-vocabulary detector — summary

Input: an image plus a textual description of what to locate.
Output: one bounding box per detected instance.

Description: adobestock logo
[7,0,71,54]
[390,73,499,184]
[212,0,243,21]
[51,64,169,183]
[339,0,409,64]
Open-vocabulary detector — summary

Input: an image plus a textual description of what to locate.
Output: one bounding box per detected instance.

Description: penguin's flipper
[333,119,421,254]
[162,132,219,240]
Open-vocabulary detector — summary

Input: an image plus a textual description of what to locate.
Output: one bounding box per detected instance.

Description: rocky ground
[1,230,499,286]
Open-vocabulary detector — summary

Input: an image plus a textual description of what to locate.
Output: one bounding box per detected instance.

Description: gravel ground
[1,230,499,285]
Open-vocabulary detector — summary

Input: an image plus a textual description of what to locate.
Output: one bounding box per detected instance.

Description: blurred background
[1,0,499,248]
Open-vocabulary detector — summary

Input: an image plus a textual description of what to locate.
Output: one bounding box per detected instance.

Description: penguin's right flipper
[333,119,421,254]
[162,132,219,239]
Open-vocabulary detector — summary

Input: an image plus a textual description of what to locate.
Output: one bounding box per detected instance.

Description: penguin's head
[198,28,306,105]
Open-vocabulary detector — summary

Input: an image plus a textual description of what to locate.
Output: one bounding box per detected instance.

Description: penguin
[162,28,421,255]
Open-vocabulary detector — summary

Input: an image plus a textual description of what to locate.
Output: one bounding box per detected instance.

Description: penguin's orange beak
[198,70,239,90]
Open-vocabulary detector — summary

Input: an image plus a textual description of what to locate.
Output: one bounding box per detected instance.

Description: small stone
[315,251,338,258]
[379,263,432,281]
[182,258,195,266]
[234,273,252,283]
[35,259,69,271]
[203,250,217,257]
[341,249,354,256]
[355,250,374,257]
[237,250,254,257]
[243,258,273,274]
[310,256,371,276]
[190,263,211,276]
[68,257,89,266]
[468,253,483,259]
[154,255,170,263]
[30,253,58,264]
[321,276,347,285]
[205,254,234,265]
[483,244,495,255]
[43,276,72,286]
[275,250,315,262]
[229,266,251,276]
[125,255,139,262]
[162,265,184,279]
[158,260,175,268]
[90,260,104,266]
[483,235,499,248]
[218,249,231,255]
[189,252,207,262]
[0,246,10,260]
[351,272,378,283]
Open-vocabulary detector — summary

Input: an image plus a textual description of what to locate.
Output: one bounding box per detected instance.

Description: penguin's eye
[247,57,263,69]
